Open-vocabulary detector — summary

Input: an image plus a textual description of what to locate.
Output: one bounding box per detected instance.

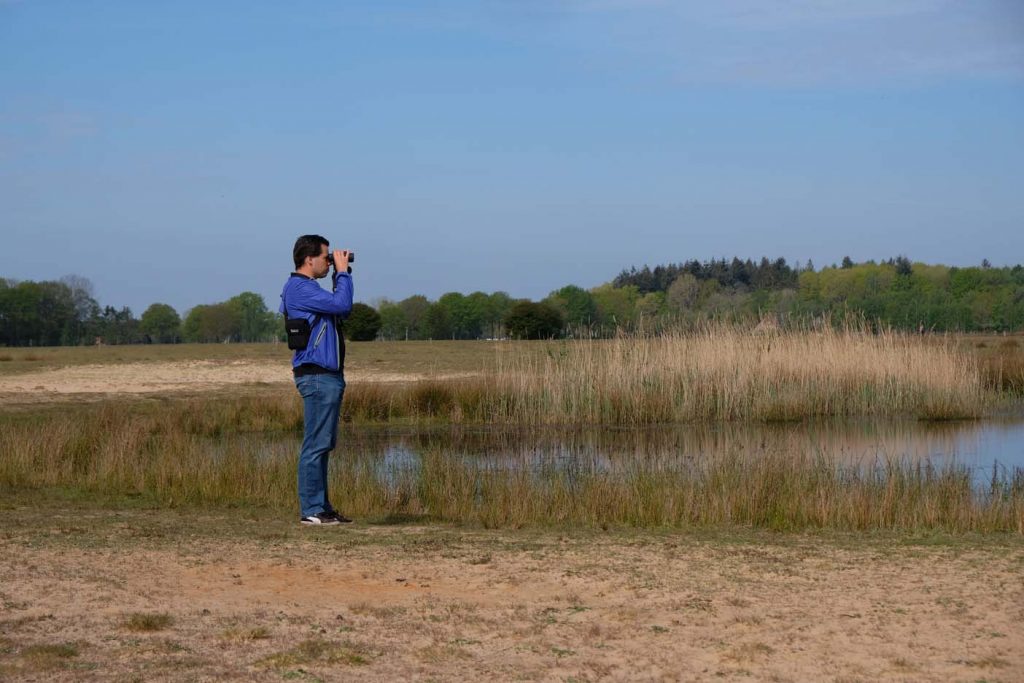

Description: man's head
[293,234,331,278]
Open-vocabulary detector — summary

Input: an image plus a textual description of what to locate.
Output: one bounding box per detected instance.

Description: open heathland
[1,503,1022,682]
[1,331,1023,680]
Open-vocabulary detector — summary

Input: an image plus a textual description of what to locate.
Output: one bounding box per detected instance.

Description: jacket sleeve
[291,274,354,318]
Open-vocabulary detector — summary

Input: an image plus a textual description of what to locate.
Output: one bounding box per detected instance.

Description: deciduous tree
[139,303,181,343]
[345,303,382,341]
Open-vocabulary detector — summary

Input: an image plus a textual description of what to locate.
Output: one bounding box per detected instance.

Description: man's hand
[333,250,350,271]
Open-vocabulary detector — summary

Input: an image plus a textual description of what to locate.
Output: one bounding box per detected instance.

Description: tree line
[0,277,282,346]
[610,256,1024,333]
[2,256,1022,346]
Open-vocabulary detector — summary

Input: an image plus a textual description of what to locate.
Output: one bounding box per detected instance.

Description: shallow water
[233,418,1024,486]
[331,418,1024,482]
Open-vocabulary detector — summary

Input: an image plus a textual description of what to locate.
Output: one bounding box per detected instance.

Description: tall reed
[337,323,992,424]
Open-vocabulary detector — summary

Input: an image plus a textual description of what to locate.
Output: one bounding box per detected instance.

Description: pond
[319,418,1024,485]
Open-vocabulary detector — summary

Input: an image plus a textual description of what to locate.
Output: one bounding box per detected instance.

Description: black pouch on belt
[282,296,318,351]
[285,317,312,350]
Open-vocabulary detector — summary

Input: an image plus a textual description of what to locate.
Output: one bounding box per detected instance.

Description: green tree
[89,305,142,345]
[503,301,564,340]
[704,288,752,319]
[60,275,100,344]
[666,274,699,313]
[636,291,666,320]
[377,299,408,340]
[484,292,513,338]
[436,292,486,339]
[544,285,597,330]
[894,255,913,277]
[465,291,492,339]
[437,292,469,339]
[227,292,276,342]
[0,280,83,346]
[422,302,453,339]
[182,304,240,343]
[345,303,382,341]
[139,303,181,343]
[398,295,430,339]
[590,283,639,333]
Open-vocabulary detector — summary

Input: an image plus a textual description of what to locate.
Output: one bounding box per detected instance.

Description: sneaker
[300,511,341,526]
[326,509,353,524]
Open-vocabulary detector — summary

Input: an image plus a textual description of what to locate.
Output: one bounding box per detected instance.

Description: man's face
[311,245,331,278]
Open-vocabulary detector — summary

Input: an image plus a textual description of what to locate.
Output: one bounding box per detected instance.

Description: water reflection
[338,419,1024,482]
[231,419,1024,486]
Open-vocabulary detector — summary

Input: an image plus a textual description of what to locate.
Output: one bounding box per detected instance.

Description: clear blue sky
[2,0,1023,314]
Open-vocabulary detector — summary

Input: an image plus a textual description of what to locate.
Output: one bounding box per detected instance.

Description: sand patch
[0,360,480,396]
[1,510,1022,681]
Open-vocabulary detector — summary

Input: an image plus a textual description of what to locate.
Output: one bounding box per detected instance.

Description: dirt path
[0,360,480,398]
[1,508,1022,681]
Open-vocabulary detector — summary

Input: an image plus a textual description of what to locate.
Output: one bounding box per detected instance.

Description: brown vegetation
[2,404,1020,532]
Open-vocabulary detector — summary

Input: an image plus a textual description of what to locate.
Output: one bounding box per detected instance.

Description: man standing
[280,235,354,525]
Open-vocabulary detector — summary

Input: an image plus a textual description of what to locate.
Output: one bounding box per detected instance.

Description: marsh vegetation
[1,326,1022,533]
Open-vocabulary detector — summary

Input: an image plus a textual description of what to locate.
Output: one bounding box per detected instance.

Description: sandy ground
[0,360,478,397]
[0,508,1022,682]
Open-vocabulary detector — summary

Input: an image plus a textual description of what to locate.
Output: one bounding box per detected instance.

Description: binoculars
[330,250,355,272]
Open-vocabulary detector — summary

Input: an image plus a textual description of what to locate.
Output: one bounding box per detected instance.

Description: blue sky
[2,0,1023,314]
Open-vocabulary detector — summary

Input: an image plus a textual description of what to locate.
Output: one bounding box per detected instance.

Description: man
[280,234,354,525]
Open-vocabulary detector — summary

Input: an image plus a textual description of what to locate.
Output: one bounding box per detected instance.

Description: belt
[293,363,342,377]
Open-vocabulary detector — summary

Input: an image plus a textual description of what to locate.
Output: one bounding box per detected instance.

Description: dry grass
[258,638,371,668]
[491,324,992,423]
[19,643,80,669]
[220,626,271,642]
[973,336,1024,394]
[340,326,996,424]
[1,408,1020,532]
[3,327,1008,425]
[123,613,174,632]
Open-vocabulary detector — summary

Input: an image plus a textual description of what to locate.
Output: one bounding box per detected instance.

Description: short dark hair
[293,234,329,269]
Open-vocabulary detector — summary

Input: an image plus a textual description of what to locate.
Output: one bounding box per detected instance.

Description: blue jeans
[295,372,345,517]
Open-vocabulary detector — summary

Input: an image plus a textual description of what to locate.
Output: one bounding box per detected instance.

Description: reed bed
[0,325,1000,426]
[976,338,1024,394]
[491,325,991,424]
[341,324,993,424]
[1,410,1020,533]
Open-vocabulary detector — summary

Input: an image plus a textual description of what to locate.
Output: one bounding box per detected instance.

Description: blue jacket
[279,272,353,372]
